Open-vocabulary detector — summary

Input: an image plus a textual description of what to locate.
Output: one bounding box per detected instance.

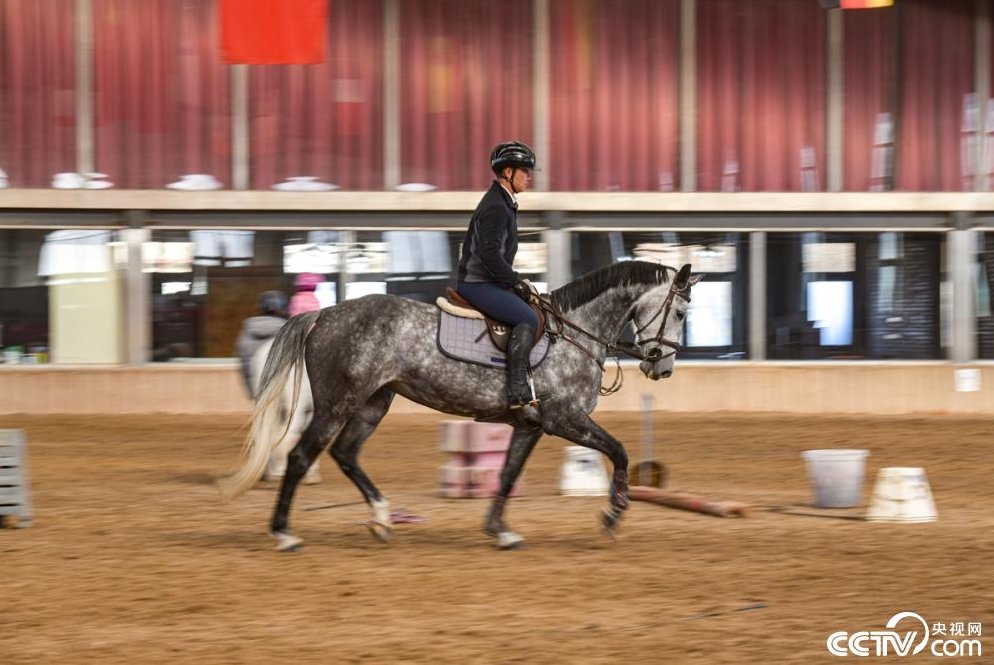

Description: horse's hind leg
[270,412,346,552]
[327,388,395,542]
[484,426,543,550]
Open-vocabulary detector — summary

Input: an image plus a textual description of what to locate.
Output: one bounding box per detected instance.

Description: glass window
[977,232,994,358]
[147,228,546,361]
[0,228,126,365]
[572,231,748,360]
[149,230,328,362]
[767,232,942,360]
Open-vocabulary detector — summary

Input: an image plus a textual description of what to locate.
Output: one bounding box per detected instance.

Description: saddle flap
[436,311,551,370]
[440,287,546,352]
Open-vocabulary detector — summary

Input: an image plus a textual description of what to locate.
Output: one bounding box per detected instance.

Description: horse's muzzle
[639,360,672,380]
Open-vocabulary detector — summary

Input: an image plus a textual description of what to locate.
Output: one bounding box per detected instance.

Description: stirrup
[510,399,540,410]
[509,374,541,410]
[509,402,542,427]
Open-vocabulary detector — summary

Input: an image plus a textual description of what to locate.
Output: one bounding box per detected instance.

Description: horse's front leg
[484,426,543,549]
[542,410,630,536]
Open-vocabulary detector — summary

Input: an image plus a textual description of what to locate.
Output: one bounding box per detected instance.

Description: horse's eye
[675,311,686,321]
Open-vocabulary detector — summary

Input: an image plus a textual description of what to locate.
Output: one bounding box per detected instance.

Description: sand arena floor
[0,412,991,663]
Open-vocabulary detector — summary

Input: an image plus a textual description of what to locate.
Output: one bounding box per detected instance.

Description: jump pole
[629,485,751,518]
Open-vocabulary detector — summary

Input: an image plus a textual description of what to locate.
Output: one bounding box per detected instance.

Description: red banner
[221,0,327,65]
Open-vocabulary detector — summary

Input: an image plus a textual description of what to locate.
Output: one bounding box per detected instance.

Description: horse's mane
[551,261,674,311]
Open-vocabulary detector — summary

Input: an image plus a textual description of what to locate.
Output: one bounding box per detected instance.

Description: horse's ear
[689,273,704,286]
[674,263,692,287]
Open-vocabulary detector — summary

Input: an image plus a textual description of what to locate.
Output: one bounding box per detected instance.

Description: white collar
[498,180,518,206]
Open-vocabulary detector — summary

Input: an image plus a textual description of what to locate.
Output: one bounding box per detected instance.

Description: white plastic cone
[865,467,938,523]
[559,446,609,496]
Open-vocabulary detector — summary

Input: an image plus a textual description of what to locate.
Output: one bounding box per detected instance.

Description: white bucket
[800,449,869,508]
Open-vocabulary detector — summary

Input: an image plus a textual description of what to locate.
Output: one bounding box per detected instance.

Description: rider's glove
[512,280,532,302]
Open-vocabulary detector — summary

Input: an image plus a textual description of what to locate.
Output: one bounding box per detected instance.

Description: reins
[528,280,690,396]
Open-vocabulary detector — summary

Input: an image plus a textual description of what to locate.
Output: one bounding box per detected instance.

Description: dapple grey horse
[219,261,701,551]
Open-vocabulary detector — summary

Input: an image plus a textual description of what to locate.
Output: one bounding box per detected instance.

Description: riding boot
[506,324,541,426]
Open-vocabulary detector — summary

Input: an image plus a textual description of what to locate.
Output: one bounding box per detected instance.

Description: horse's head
[630,263,703,380]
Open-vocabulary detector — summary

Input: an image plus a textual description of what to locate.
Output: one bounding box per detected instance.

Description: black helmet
[490,141,536,174]
[257,290,288,317]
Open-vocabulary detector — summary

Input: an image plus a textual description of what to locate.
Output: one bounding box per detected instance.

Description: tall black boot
[506,323,537,408]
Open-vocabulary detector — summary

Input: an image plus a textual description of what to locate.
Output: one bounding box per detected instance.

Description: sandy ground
[0,411,991,664]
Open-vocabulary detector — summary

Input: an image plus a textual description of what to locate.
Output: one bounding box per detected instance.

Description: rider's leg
[456,281,541,410]
[506,323,536,408]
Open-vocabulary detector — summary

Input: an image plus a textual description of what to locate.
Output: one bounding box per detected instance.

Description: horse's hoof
[496,531,524,550]
[270,530,303,552]
[366,521,393,543]
[600,509,623,537]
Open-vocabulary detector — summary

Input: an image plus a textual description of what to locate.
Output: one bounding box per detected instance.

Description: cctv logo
[827,611,983,657]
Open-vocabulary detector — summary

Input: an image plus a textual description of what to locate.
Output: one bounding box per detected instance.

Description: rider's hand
[512,280,532,302]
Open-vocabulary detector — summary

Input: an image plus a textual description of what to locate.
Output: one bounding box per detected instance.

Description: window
[1,228,126,364]
[146,229,545,361]
[767,232,941,360]
[572,231,748,359]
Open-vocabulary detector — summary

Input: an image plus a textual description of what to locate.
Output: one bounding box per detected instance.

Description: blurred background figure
[234,290,288,397]
[236,289,321,485]
[289,272,324,317]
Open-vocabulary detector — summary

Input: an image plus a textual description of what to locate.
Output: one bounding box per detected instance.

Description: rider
[234,290,288,397]
[456,140,541,417]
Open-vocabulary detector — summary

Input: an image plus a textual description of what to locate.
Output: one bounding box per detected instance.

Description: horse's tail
[217,311,320,502]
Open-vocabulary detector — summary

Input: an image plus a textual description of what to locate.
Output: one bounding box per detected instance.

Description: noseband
[532,278,691,395]
[628,282,691,362]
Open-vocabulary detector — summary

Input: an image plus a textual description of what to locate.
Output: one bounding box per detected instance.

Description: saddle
[436,287,546,353]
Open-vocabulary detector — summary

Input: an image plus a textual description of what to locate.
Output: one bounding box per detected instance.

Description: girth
[441,287,546,353]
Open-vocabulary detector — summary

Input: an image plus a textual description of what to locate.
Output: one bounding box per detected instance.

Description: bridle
[626,282,691,363]
[534,278,692,395]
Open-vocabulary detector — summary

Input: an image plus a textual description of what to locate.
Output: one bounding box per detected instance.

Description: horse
[219,261,702,551]
[248,337,321,485]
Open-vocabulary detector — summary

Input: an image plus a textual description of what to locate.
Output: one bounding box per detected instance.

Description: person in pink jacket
[288,272,323,316]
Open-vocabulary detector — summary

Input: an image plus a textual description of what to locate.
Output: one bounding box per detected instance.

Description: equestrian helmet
[257,290,288,316]
[490,140,536,174]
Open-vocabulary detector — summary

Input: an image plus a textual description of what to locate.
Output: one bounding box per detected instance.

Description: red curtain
[250,0,382,190]
[93,0,230,189]
[843,8,895,191]
[0,0,76,188]
[400,0,533,191]
[697,0,826,192]
[894,0,974,191]
[549,0,680,191]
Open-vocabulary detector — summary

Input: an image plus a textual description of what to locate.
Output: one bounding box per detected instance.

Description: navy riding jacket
[457,180,519,287]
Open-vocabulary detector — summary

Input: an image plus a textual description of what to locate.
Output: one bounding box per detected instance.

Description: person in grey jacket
[456,141,540,418]
[235,290,288,397]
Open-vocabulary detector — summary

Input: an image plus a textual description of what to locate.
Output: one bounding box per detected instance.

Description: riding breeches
[456,281,538,332]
